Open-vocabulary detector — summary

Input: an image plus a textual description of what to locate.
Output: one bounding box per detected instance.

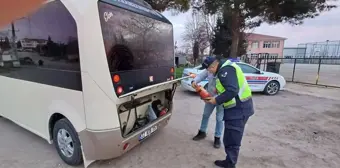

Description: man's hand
[191,81,197,88]
[204,97,216,105]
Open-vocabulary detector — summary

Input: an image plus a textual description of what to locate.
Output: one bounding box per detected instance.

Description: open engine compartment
[117,89,174,137]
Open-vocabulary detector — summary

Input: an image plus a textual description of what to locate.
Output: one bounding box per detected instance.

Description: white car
[180,61,286,95]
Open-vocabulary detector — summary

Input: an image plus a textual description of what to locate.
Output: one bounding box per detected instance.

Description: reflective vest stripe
[238,79,247,98]
[224,72,251,109]
[224,99,236,109]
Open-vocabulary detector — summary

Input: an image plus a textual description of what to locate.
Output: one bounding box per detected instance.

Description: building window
[263,41,271,48]
[269,53,279,59]
[263,41,280,48]
[251,41,259,48]
[271,41,280,48]
[250,53,258,59]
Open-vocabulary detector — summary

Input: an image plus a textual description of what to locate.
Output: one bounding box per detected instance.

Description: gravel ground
[0,87,340,168]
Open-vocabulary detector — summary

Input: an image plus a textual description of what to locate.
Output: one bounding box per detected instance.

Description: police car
[180,61,286,95]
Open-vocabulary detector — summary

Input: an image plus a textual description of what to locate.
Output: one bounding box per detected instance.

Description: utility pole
[11,22,20,66]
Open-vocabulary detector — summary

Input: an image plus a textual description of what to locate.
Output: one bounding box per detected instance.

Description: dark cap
[202,56,216,69]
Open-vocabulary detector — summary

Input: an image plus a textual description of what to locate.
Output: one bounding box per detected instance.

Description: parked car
[181,61,286,95]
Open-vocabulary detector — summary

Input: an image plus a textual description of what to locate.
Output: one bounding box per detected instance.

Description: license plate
[139,125,158,141]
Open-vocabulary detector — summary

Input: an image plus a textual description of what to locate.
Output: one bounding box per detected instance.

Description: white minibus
[0,0,181,167]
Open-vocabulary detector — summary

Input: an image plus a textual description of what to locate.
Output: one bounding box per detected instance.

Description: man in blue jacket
[191,56,224,148]
[203,57,254,168]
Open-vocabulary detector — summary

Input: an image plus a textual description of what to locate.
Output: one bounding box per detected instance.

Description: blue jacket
[214,60,255,120]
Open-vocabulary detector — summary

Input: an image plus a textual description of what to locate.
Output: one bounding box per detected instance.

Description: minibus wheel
[53,118,83,166]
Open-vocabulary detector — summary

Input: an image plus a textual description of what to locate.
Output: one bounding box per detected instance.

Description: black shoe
[214,137,221,148]
[192,130,207,141]
[214,160,235,168]
[214,160,228,168]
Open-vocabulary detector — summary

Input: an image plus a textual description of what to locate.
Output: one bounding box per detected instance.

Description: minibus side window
[0,1,82,91]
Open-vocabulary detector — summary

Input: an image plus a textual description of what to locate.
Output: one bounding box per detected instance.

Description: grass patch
[175,67,184,79]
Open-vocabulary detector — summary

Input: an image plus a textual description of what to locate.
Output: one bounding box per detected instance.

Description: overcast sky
[162,2,340,48]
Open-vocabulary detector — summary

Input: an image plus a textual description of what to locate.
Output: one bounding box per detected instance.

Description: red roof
[245,33,287,41]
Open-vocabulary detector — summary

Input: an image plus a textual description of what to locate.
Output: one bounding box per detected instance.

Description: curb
[284,88,340,101]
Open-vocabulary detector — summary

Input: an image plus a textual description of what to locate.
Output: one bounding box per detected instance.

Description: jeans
[199,103,224,138]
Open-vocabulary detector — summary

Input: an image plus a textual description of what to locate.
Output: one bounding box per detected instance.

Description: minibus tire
[53,118,83,166]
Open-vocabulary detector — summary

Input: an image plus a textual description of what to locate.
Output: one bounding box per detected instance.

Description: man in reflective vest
[203,57,254,168]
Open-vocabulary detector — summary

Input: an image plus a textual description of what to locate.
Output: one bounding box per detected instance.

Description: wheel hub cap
[57,129,74,158]
[267,83,278,94]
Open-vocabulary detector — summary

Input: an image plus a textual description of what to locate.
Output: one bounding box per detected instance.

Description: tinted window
[0,1,81,91]
[98,1,174,95]
[98,2,174,72]
[237,63,259,74]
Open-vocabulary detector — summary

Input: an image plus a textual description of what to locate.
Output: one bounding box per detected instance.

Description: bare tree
[182,0,220,65]
[192,0,219,55]
[182,10,211,65]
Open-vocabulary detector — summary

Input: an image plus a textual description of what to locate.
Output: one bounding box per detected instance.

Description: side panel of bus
[0,1,86,140]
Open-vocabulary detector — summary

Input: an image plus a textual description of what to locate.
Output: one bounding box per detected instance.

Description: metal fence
[249,57,340,88]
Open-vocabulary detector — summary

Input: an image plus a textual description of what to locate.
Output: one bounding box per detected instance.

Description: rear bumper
[78,113,172,161]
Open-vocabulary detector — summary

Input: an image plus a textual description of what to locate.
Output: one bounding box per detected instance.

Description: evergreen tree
[143,0,190,12]
[205,0,337,58]
[211,17,231,58]
[193,40,199,66]
[211,13,247,58]
[4,37,11,50]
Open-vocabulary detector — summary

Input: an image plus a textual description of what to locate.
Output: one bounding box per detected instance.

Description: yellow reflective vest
[215,60,252,109]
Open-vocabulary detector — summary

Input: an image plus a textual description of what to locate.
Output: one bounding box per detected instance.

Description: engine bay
[117,88,174,137]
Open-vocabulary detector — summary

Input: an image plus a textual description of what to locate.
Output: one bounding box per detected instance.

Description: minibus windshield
[98,1,175,95]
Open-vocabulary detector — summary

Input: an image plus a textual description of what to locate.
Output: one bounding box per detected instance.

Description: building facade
[297,40,340,58]
[246,33,287,59]
[283,47,307,58]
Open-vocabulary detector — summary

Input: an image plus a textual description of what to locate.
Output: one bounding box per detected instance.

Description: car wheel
[53,118,83,166]
[264,81,280,95]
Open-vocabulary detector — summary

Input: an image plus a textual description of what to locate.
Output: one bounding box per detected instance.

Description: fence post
[256,57,261,69]
[316,58,321,85]
[292,58,296,82]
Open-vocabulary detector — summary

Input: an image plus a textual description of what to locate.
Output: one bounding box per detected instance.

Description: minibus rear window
[98,1,174,73]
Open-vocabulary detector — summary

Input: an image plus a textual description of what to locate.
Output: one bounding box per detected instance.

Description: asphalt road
[1,87,340,168]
